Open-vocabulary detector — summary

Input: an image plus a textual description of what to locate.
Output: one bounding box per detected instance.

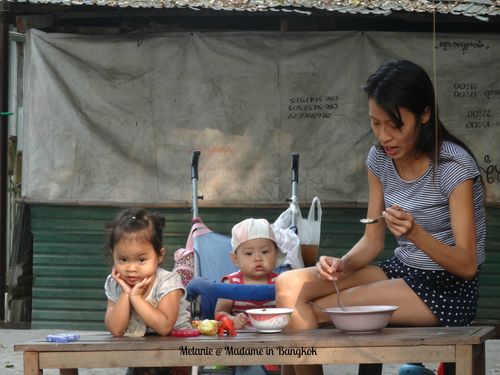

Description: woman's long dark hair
[363,59,477,166]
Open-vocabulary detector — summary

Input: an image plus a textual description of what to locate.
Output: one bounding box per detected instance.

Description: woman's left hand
[383,204,416,238]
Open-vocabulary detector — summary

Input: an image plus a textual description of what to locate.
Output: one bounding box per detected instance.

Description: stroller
[174,151,322,375]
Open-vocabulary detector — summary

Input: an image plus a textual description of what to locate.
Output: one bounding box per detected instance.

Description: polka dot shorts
[379,256,480,326]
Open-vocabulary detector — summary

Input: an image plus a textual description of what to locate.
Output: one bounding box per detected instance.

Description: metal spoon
[309,301,327,312]
[360,214,384,224]
[309,280,346,311]
[332,279,346,311]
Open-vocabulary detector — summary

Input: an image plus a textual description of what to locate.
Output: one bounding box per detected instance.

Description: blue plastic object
[45,333,80,343]
[186,277,276,319]
[399,363,434,375]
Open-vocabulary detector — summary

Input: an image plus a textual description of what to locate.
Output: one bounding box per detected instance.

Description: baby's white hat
[231,218,286,266]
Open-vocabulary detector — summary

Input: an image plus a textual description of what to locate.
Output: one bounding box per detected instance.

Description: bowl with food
[323,305,398,333]
[246,308,294,333]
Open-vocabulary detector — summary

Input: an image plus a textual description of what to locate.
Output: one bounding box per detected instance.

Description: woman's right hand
[316,255,344,281]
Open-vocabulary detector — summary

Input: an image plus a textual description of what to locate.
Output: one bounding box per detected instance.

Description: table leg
[24,352,41,375]
[472,344,486,375]
[455,344,485,375]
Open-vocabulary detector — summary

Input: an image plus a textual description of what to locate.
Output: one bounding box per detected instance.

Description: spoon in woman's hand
[360,214,384,224]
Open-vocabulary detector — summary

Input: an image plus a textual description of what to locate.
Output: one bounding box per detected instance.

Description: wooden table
[14,326,495,375]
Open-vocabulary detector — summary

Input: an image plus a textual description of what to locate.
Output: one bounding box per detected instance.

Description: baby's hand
[112,267,131,295]
[233,313,250,330]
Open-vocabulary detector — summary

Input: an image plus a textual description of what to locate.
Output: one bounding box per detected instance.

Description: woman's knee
[276,269,308,296]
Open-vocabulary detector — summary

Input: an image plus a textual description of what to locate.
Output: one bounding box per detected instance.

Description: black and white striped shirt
[367,141,486,270]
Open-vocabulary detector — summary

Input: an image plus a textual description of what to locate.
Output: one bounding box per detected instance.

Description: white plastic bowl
[324,305,398,333]
[246,308,294,333]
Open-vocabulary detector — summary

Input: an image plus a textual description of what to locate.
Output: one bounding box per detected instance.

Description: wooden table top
[14,326,495,353]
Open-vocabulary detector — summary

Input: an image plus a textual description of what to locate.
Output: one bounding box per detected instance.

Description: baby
[215,218,286,329]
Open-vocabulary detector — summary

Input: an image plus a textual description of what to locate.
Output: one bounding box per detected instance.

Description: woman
[275,59,486,375]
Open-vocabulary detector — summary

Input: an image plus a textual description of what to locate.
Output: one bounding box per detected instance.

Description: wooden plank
[16,327,494,375]
[455,344,474,375]
[32,299,106,310]
[32,288,104,299]
[30,320,106,331]
[32,310,105,321]
[37,346,455,368]
[472,344,486,375]
[15,327,495,352]
[23,352,41,375]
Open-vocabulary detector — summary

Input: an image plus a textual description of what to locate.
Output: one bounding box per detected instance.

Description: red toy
[215,312,237,336]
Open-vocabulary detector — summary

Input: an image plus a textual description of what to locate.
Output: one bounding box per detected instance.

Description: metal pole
[0,0,11,321]
[290,153,299,229]
[191,151,201,219]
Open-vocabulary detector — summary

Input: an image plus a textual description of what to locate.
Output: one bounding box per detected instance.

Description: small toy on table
[215,312,237,336]
[192,319,218,335]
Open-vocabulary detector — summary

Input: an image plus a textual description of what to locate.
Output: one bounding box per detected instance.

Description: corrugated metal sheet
[6,0,500,20]
[30,204,500,330]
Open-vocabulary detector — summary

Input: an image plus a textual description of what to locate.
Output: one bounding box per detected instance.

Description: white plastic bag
[274,197,322,245]
[272,226,304,269]
[273,197,322,267]
[273,205,294,230]
[296,197,322,245]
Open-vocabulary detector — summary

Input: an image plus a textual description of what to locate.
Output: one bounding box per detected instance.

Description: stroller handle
[291,153,299,183]
[191,150,201,180]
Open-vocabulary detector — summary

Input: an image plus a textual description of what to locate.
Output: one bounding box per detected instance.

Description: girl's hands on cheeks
[130,277,153,300]
[316,255,344,281]
[112,267,131,295]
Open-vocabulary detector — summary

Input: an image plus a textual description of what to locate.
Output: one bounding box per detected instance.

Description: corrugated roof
[6,0,500,20]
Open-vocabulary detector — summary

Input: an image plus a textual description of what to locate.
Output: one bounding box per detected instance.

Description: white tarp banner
[23,30,500,204]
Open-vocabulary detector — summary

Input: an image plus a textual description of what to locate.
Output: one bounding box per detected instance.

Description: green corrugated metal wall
[29,204,500,330]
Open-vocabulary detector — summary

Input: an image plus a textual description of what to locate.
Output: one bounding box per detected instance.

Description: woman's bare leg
[326,277,440,326]
[276,265,439,328]
[275,267,334,330]
[276,265,389,330]
[276,265,439,375]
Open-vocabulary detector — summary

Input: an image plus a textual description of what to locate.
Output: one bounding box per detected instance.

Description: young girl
[215,218,286,329]
[104,207,191,338]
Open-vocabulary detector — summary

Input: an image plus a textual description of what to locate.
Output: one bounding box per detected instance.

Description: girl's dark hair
[363,59,477,165]
[105,207,166,256]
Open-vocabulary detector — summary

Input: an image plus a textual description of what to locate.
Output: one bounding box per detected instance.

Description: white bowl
[324,305,398,333]
[246,308,294,333]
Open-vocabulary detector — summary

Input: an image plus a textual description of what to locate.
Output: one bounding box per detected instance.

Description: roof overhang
[5,0,500,21]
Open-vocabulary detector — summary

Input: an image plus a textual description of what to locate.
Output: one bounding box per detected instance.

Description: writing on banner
[179,345,318,358]
[287,95,339,120]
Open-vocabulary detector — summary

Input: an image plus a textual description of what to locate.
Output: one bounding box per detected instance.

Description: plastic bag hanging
[294,197,322,267]
[296,197,322,246]
[273,197,322,267]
